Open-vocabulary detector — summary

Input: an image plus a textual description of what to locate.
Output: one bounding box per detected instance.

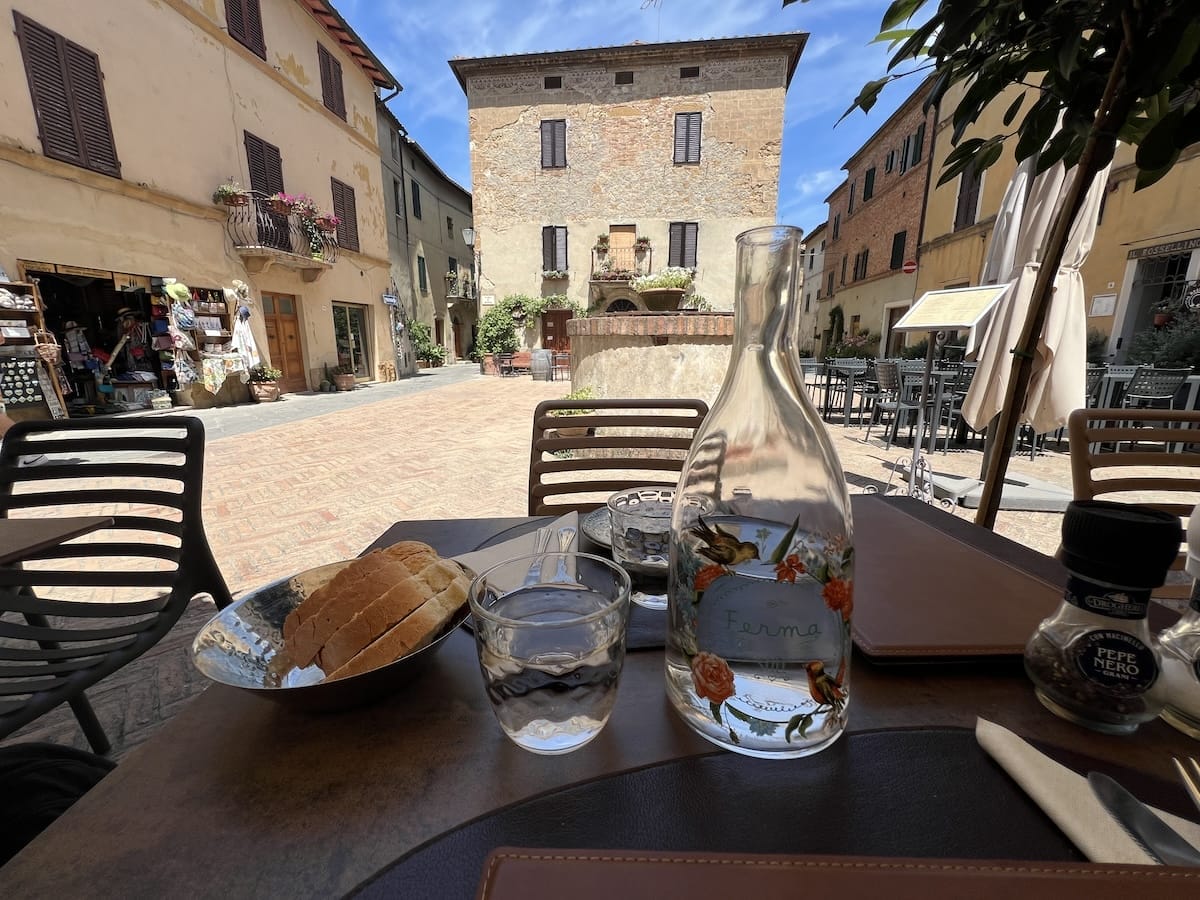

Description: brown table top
[0,516,113,566]
[3,498,1197,897]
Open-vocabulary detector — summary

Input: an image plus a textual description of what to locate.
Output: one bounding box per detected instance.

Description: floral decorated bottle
[665,225,854,758]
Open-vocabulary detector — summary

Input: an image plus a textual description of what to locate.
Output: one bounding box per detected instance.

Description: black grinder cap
[1060,500,1182,588]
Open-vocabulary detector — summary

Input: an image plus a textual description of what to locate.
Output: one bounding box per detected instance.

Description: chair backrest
[0,417,231,742]
[952,362,977,394]
[1084,367,1106,405]
[1124,365,1191,401]
[1067,407,1199,599]
[875,360,900,393]
[528,398,709,515]
[898,359,926,374]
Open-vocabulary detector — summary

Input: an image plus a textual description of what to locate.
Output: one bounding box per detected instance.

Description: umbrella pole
[910,330,938,495]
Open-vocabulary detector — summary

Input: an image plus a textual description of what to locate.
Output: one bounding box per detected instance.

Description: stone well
[566,312,734,404]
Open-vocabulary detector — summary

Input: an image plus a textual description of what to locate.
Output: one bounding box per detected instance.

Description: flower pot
[1154,312,1174,327]
[250,381,281,402]
[220,194,250,207]
[267,199,292,216]
[638,287,686,311]
[481,353,498,375]
[334,373,356,391]
[316,216,337,232]
[551,425,590,438]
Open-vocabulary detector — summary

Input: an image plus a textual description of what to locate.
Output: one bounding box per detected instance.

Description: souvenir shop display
[164,282,245,405]
[0,279,67,419]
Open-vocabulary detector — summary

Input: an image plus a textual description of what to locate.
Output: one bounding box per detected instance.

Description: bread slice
[327,577,468,681]
[286,556,422,668]
[316,574,434,673]
[282,550,393,640]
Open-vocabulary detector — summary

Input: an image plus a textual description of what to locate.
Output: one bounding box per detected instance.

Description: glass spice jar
[1157,503,1200,740]
[1025,500,1181,734]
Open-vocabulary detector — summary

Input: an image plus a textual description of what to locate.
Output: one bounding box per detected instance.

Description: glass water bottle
[665,225,854,758]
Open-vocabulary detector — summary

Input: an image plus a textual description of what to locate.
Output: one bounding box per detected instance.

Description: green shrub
[474,305,520,355]
[550,386,597,417]
[1126,315,1200,370]
[1086,326,1111,365]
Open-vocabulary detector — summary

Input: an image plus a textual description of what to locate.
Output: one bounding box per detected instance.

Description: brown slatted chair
[0,417,231,754]
[528,398,709,516]
[1067,407,1200,601]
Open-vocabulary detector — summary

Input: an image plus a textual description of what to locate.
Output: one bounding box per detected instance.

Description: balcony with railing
[222,192,339,281]
[589,245,653,282]
[444,273,477,303]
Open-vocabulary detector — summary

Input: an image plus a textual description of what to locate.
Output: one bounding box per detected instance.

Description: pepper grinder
[1158,503,1200,740]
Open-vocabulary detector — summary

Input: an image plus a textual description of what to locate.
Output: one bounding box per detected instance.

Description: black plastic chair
[0,417,231,754]
[1121,366,1191,409]
[864,361,920,449]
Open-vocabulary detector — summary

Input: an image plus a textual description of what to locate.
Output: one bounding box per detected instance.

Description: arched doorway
[605,298,638,313]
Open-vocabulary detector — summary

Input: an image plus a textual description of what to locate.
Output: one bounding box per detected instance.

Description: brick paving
[6,368,1194,758]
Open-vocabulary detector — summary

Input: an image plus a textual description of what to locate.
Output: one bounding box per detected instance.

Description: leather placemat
[349,728,1142,899]
[851,499,1064,659]
[476,849,1196,900]
[473,518,666,650]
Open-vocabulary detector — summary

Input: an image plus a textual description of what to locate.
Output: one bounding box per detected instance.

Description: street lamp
[462,226,479,302]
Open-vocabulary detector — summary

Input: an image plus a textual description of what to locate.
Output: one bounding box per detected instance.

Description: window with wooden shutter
[673,112,701,164]
[225,0,266,59]
[244,130,287,250]
[411,179,422,218]
[954,161,982,231]
[418,256,428,293]
[832,214,840,241]
[542,226,567,271]
[848,181,855,214]
[910,122,926,168]
[317,44,345,120]
[884,149,895,173]
[899,135,911,174]
[840,255,847,285]
[540,120,566,168]
[14,13,120,178]
[669,222,698,268]
[863,167,876,201]
[890,231,907,270]
[330,177,359,252]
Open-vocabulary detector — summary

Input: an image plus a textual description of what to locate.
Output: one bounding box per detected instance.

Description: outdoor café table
[820,361,869,426]
[0,516,113,565]
[4,497,1198,898]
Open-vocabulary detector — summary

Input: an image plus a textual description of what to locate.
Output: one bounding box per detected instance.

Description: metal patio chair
[0,418,231,754]
[528,398,708,515]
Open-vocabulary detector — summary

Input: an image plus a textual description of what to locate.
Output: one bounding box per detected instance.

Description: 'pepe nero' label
[1072,629,1158,695]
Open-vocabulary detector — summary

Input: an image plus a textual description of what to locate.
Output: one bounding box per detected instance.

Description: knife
[1088,771,1200,867]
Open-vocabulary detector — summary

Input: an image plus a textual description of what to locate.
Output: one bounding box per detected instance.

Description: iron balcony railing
[590,245,653,281]
[223,192,340,266]
[444,274,477,300]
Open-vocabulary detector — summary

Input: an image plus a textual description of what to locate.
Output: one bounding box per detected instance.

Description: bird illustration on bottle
[805,660,846,713]
[690,518,760,566]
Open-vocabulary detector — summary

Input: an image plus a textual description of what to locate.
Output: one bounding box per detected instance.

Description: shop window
[330,178,359,252]
[674,113,701,164]
[14,13,121,178]
[542,225,568,271]
[890,231,907,270]
[317,44,345,120]
[411,179,422,218]
[224,0,266,59]
[669,222,699,268]
[540,119,567,168]
[418,256,428,293]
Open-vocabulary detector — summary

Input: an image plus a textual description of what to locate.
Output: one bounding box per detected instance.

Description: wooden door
[609,224,636,272]
[541,309,572,351]
[262,292,306,392]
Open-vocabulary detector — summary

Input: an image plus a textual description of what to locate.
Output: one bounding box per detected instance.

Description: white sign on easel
[891,285,1009,498]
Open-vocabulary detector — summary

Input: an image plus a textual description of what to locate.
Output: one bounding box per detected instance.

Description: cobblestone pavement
[8,370,1190,757]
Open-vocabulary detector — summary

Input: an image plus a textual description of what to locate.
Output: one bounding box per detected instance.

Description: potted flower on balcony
[247,364,283,402]
[332,363,357,391]
[315,212,340,233]
[1153,300,1176,328]
[267,192,295,215]
[212,179,250,207]
[634,236,652,252]
[593,234,609,253]
[542,269,569,280]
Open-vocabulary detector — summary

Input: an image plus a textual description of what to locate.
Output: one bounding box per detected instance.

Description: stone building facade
[823,78,935,357]
[377,102,474,366]
[449,34,807,344]
[0,0,398,399]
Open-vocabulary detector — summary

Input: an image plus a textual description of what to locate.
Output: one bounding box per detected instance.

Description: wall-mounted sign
[382,294,398,306]
[482,294,496,306]
[1089,293,1117,317]
[1127,236,1200,260]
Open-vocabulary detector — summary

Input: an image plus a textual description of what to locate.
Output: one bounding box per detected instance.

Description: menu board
[893,285,1009,333]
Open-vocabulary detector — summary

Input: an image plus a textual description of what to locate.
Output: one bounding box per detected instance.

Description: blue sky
[337,0,912,235]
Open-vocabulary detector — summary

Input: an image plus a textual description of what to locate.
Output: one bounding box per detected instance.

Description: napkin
[452,512,579,579]
[976,717,1200,864]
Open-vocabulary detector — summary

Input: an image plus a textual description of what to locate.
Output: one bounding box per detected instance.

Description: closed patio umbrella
[961,156,1111,437]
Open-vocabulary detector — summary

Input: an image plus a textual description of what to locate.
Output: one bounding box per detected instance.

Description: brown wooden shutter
[674,113,701,164]
[669,224,684,266]
[318,44,345,120]
[683,222,698,267]
[540,120,565,167]
[244,131,284,194]
[911,123,926,167]
[555,226,567,270]
[14,13,120,177]
[955,162,981,231]
[331,178,359,252]
[542,226,555,270]
[226,0,265,58]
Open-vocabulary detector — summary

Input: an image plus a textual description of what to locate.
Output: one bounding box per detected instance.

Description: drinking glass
[607,487,675,609]
[469,552,631,754]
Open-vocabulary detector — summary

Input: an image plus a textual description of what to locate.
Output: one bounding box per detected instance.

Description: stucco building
[796,221,826,355]
[0,0,398,401]
[823,78,935,357]
[916,80,1200,363]
[449,33,806,348]
[377,103,475,370]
